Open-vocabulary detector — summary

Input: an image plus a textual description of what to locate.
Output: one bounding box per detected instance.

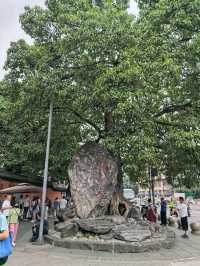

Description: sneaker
[182,234,189,238]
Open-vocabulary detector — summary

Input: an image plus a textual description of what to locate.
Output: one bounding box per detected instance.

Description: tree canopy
[0,0,200,188]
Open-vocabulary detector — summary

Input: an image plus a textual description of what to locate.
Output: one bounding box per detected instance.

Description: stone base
[45,230,175,253]
[191,230,200,235]
[190,222,200,233]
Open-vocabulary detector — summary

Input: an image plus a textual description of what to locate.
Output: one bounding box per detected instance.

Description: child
[8,201,21,247]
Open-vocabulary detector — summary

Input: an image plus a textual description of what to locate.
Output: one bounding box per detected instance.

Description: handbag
[0,235,12,258]
[0,215,12,259]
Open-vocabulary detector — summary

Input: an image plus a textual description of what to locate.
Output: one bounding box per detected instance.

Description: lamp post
[38,102,53,243]
[148,166,156,205]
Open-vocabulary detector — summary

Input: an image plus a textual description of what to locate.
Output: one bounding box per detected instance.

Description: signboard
[174,192,185,200]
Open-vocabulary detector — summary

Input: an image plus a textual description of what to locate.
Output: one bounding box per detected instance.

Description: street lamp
[38,102,53,243]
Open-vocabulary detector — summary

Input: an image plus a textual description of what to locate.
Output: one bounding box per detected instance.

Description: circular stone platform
[45,231,175,253]
[45,217,175,253]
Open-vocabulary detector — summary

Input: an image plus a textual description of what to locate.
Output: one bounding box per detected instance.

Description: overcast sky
[0,0,138,80]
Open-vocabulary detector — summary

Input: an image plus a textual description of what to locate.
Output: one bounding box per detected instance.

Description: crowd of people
[0,194,70,247]
[0,193,192,253]
[143,196,190,238]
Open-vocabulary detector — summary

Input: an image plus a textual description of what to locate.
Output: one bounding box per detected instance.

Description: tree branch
[154,120,188,128]
[154,102,192,118]
[54,106,103,139]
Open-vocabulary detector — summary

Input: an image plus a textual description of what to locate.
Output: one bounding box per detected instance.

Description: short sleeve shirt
[178,203,188,218]
[59,199,67,209]
[0,214,8,231]
[53,200,60,209]
[2,200,11,217]
[161,200,167,212]
[23,198,30,207]
[9,208,21,224]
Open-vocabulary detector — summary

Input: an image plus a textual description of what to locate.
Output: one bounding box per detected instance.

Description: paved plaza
[6,204,200,266]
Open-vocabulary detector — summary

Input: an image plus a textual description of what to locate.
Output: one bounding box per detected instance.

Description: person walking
[168,198,174,216]
[146,198,157,223]
[8,201,21,247]
[1,195,12,220]
[141,202,148,220]
[160,197,167,226]
[45,198,52,217]
[18,195,24,211]
[177,197,189,238]
[31,197,40,222]
[23,195,30,220]
[53,198,60,218]
[59,196,67,210]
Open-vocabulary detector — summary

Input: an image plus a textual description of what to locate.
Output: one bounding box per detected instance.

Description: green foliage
[0,0,200,188]
[134,0,200,187]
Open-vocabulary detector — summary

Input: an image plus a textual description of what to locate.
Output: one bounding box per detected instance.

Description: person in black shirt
[30,212,48,242]
[160,197,167,226]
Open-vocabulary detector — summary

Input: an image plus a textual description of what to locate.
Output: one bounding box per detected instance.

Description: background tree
[134,0,200,187]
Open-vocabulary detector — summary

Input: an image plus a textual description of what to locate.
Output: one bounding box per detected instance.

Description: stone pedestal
[190,222,200,235]
[168,216,176,226]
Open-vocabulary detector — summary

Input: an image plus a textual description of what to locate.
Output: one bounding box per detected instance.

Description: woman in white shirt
[1,195,12,219]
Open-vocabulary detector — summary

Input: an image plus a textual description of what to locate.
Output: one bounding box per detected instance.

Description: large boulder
[60,223,79,238]
[105,215,126,225]
[113,224,151,242]
[57,208,76,222]
[75,218,114,234]
[127,207,142,221]
[68,143,118,218]
[55,221,72,232]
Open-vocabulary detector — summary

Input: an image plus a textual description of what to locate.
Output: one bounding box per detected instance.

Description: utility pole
[149,166,155,206]
[151,171,155,206]
[38,102,53,243]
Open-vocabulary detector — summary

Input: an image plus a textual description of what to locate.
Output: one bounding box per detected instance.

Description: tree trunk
[104,110,127,216]
[109,155,127,216]
[104,110,113,134]
[115,155,123,196]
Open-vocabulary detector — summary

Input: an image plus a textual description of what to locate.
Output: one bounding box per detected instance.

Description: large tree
[1,0,135,183]
[1,0,200,190]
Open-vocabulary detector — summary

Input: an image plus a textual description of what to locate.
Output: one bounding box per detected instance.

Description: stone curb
[45,229,175,253]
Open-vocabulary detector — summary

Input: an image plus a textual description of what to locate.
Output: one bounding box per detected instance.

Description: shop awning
[0,183,42,194]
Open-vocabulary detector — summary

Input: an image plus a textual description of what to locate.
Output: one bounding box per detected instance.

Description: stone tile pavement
[5,245,200,266]
[6,227,200,266]
[5,204,200,266]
